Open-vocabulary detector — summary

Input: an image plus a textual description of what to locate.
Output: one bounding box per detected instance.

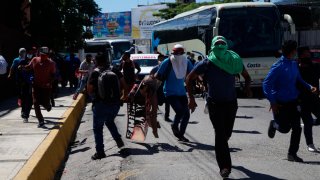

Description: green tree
[31,0,100,50]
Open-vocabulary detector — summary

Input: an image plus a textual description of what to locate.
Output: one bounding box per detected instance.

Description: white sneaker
[307,144,317,152]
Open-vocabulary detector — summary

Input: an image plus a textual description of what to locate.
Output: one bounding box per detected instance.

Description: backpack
[97,69,121,103]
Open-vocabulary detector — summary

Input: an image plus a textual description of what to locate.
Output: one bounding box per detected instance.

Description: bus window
[198,9,215,26]
[111,42,131,60]
[219,7,281,57]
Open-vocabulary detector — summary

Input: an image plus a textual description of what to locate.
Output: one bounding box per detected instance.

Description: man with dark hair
[119,51,141,90]
[297,46,320,152]
[19,47,56,128]
[264,40,317,162]
[87,53,126,160]
[73,54,95,100]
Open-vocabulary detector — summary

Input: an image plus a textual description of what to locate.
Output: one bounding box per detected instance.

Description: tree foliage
[154,0,254,20]
[31,0,100,50]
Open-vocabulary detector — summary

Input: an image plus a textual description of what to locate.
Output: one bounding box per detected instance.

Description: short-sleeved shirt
[18,59,33,85]
[79,61,95,80]
[88,66,123,102]
[29,57,56,88]
[11,57,23,80]
[157,58,193,97]
[120,60,140,84]
[0,55,8,75]
[193,59,237,102]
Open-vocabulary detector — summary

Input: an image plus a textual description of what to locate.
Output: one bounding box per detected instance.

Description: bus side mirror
[284,14,296,35]
[213,17,220,36]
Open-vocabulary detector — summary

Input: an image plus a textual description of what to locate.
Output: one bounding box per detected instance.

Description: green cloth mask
[208,36,243,74]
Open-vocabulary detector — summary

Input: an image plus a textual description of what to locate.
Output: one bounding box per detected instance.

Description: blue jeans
[75,79,87,94]
[166,95,190,136]
[92,102,121,153]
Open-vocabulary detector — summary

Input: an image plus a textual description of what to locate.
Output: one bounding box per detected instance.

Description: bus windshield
[84,45,107,53]
[111,42,131,60]
[219,7,281,57]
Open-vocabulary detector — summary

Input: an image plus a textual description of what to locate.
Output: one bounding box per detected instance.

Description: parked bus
[83,39,132,65]
[152,2,295,87]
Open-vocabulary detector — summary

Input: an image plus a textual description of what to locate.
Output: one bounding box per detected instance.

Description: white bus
[152,2,295,87]
[83,39,132,65]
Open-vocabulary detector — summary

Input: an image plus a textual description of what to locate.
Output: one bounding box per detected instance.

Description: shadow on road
[181,141,215,151]
[230,166,285,180]
[238,105,264,108]
[236,115,254,119]
[69,147,91,155]
[233,130,261,134]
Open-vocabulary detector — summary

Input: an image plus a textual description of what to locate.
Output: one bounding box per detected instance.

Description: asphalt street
[60,97,320,180]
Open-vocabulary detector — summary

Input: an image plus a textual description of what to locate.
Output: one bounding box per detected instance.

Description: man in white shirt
[0,54,8,75]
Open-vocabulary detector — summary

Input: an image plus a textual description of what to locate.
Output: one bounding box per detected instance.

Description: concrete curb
[14,94,86,180]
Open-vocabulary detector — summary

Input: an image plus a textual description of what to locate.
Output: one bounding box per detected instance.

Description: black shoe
[91,152,106,160]
[23,118,28,123]
[287,154,303,162]
[314,119,320,126]
[171,125,181,139]
[38,122,45,128]
[179,136,190,142]
[115,138,124,148]
[268,120,276,138]
[220,168,231,178]
[164,117,172,122]
[46,105,52,112]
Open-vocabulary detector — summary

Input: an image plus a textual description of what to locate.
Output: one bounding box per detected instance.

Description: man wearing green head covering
[186,36,252,178]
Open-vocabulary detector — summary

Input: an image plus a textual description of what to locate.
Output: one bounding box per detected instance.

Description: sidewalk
[0,89,74,180]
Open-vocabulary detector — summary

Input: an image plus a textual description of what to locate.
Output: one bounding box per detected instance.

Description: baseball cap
[172,44,185,55]
[19,48,26,54]
[39,47,49,54]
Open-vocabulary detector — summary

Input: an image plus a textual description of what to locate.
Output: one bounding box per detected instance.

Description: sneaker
[287,154,304,162]
[307,144,318,152]
[73,93,79,100]
[171,125,181,139]
[268,120,276,138]
[91,152,106,160]
[115,138,124,148]
[220,168,231,178]
[179,136,190,142]
[23,118,28,123]
[38,122,45,128]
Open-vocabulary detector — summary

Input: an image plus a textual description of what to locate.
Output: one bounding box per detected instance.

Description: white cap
[19,48,26,54]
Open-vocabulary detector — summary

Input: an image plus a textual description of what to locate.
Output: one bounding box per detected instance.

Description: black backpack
[97,69,120,103]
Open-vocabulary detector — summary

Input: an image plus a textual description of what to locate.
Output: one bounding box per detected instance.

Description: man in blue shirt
[156,44,193,142]
[263,40,317,162]
[186,36,251,179]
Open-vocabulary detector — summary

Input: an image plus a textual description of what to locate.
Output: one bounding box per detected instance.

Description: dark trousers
[164,100,170,119]
[167,95,190,136]
[92,102,121,153]
[20,84,33,119]
[208,99,238,171]
[32,87,52,123]
[273,101,301,155]
[300,97,320,145]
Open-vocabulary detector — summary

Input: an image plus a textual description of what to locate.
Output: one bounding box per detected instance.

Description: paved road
[61,97,320,180]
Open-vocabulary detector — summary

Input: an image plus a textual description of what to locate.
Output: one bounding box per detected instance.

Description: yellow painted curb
[14,94,86,180]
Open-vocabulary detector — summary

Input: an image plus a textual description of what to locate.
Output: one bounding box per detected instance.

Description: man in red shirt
[20,47,56,127]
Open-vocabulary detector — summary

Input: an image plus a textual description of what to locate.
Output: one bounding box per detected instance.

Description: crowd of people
[3,36,320,179]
